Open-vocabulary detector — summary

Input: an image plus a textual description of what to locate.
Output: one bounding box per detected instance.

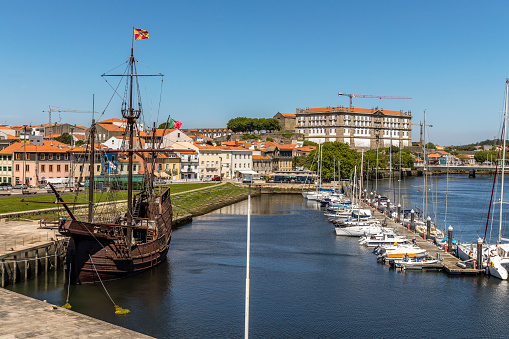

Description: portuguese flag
[169,118,182,129]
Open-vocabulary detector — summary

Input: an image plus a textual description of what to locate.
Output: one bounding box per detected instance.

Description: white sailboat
[486,79,509,280]
[458,79,509,279]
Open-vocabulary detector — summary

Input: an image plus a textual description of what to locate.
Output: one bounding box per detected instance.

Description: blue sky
[2,1,509,146]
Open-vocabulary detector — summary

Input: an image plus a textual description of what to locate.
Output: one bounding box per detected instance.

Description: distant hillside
[461,139,508,147]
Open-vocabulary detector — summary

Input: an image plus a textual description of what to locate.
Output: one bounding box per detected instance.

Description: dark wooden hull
[60,188,173,284]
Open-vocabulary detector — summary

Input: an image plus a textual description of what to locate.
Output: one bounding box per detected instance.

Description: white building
[219,147,253,179]
[295,106,412,150]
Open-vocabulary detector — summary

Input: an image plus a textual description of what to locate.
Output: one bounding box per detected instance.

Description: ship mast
[123,48,140,245]
[102,45,164,245]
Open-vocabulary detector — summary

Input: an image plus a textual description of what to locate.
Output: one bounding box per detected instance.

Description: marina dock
[371,207,485,275]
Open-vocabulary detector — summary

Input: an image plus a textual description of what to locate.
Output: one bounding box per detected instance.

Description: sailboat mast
[88,95,95,223]
[423,110,428,219]
[88,118,95,222]
[360,151,364,201]
[498,79,509,244]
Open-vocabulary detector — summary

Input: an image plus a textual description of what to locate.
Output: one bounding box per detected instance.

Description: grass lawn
[0,182,230,213]
[156,182,219,194]
[171,183,246,217]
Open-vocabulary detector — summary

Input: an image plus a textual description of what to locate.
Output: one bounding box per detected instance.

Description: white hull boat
[335,224,382,237]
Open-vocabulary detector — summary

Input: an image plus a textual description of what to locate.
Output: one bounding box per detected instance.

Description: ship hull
[61,188,173,284]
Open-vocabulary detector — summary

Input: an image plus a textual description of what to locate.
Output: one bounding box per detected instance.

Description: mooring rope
[62,262,72,309]
[88,254,130,315]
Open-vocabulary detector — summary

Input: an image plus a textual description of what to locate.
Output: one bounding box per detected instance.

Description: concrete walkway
[0,288,154,338]
[0,220,57,257]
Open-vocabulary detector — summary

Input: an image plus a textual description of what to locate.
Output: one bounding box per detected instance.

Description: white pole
[245,183,251,339]
[498,79,509,244]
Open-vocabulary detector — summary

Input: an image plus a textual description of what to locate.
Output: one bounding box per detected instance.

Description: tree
[307,142,360,180]
[293,155,308,169]
[302,140,318,147]
[75,140,84,147]
[56,132,72,145]
[425,142,436,150]
[474,150,498,164]
[364,147,415,170]
[226,117,281,133]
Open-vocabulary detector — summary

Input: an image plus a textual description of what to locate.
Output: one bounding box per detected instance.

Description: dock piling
[1,259,4,288]
[24,252,28,281]
[477,238,483,270]
[410,210,415,231]
[448,226,453,253]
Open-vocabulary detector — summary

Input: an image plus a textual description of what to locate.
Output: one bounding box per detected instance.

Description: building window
[15,154,20,160]
[57,165,61,172]
[41,165,45,172]
[40,154,45,160]
[56,154,60,160]
[49,154,53,160]
[25,164,29,172]
[65,165,69,172]
[49,165,53,172]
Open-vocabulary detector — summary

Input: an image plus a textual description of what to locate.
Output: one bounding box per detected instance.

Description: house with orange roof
[91,118,143,144]
[175,149,199,180]
[144,152,181,181]
[140,129,192,148]
[295,145,316,156]
[252,154,271,175]
[218,146,253,179]
[194,144,223,179]
[257,141,293,172]
[0,142,24,183]
[181,128,232,140]
[0,142,71,186]
[0,131,20,152]
[102,135,145,150]
[295,105,412,150]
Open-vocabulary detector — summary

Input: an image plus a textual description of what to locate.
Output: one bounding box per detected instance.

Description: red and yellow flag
[134,28,149,40]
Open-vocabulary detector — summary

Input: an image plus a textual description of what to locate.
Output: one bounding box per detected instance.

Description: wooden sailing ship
[57,40,173,284]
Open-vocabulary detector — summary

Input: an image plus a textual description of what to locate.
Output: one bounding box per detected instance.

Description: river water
[9,175,509,338]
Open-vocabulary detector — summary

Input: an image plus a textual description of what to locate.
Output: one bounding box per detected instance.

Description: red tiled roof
[0,142,25,154]
[253,154,270,160]
[301,106,408,116]
[98,123,125,132]
[43,140,66,146]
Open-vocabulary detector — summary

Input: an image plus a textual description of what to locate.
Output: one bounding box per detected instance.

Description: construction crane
[42,105,96,143]
[338,92,411,109]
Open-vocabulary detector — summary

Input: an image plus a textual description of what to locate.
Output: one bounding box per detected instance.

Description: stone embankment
[0,288,154,338]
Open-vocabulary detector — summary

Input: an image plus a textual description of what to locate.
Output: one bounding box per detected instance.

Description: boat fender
[490,261,494,268]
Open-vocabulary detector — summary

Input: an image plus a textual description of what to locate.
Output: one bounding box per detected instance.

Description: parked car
[0,183,12,190]
[202,177,212,182]
[212,176,222,181]
[13,184,27,189]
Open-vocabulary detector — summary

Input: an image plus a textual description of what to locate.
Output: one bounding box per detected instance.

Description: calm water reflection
[8,184,509,338]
